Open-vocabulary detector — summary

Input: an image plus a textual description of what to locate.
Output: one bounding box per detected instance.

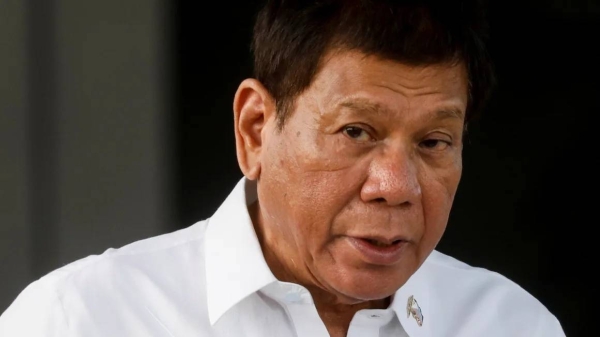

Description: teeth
[369,239,391,247]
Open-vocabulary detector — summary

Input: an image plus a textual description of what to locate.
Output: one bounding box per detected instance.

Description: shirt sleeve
[0,279,69,337]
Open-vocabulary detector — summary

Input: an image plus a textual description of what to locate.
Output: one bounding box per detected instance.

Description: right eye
[342,126,372,142]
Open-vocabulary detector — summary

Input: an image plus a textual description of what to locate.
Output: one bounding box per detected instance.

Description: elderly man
[0,1,565,336]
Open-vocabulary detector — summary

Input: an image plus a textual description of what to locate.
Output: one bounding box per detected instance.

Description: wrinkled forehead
[304,50,469,119]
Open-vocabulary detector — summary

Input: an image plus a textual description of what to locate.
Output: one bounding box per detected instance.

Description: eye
[420,138,451,151]
[342,126,372,142]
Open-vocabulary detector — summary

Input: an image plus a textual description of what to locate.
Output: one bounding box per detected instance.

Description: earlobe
[233,79,275,180]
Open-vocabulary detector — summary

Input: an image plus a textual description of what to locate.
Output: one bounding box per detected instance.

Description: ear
[233,79,276,180]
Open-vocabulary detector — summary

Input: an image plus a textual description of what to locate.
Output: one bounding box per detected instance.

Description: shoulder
[424,250,540,305]
[0,220,210,336]
[421,251,565,336]
[45,219,208,290]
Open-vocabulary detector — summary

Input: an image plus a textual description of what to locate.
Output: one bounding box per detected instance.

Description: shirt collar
[205,177,432,337]
[391,260,432,337]
[205,177,277,325]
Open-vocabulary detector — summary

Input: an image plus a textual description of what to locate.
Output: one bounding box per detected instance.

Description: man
[0,1,565,336]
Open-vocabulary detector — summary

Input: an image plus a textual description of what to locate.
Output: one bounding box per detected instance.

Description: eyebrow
[337,98,465,121]
[433,107,464,120]
[338,99,390,117]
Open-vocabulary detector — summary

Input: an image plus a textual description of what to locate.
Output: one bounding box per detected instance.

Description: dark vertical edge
[161,0,179,231]
[170,0,184,230]
[27,0,59,277]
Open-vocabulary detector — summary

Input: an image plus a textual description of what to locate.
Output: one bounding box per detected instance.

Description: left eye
[420,139,451,151]
[342,126,372,142]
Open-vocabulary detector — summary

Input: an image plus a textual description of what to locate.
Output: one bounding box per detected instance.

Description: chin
[328,266,410,302]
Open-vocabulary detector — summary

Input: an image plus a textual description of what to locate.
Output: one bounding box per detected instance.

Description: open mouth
[347,236,407,265]
[363,238,403,247]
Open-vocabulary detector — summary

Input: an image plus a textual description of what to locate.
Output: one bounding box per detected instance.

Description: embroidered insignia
[406,295,424,327]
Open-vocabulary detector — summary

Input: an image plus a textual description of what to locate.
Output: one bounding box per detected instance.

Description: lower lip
[346,237,407,266]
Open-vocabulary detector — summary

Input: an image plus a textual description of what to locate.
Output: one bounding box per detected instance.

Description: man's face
[256,50,468,302]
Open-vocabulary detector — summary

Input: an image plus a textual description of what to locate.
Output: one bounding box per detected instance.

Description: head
[234,0,494,303]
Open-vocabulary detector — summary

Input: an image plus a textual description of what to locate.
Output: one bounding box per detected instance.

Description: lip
[346,236,408,266]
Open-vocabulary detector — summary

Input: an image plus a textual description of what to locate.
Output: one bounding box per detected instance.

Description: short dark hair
[252,0,495,128]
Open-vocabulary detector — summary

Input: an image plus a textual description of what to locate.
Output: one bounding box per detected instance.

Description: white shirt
[0,177,566,337]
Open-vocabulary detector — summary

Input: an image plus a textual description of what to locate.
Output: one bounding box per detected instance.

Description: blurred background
[1,0,597,335]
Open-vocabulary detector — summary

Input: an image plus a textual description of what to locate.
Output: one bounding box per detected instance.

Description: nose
[360,146,422,207]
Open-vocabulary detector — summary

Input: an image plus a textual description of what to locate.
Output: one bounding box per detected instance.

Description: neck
[249,201,390,337]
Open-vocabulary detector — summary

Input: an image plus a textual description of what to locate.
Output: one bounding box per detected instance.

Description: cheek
[264,136,369,246]
[263,114,394,248]
[285,170,362,246]
[419,164,461,253]
[269,127,365,202]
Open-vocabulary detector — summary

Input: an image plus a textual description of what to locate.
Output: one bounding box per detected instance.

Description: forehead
[305,50,469,116]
